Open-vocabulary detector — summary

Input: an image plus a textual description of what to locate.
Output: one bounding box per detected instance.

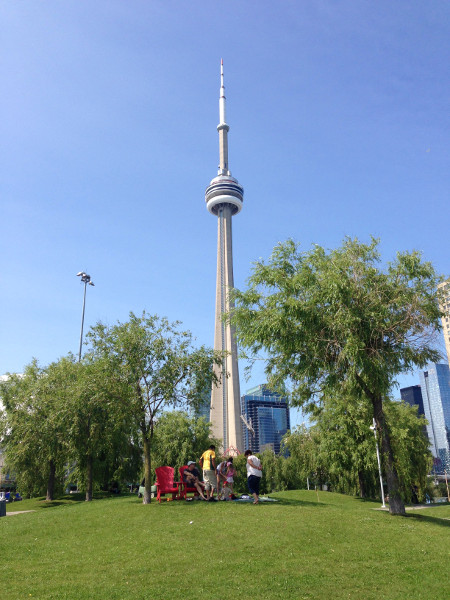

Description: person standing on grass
[225,458,236,493]
[199,444,217,501]
[245,449,262,504]
[216,459,228,492]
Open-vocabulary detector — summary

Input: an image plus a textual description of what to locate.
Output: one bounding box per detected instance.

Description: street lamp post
[370,417,386,509]
[77,271,94,362]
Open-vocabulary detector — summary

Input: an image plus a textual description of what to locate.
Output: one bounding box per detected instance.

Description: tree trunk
[46,459,56,501]
[372,394,405,515]
[358,470,366,498]
[142,431,152,504]
[85,454,93,502]
[355,374,406,515]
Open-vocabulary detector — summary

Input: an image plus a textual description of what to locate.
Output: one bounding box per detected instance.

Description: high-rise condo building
[241,385,290,454]
[400,385,425,417]
[205,61,244,454]
[192,385,211,423]
[419,363,450,472]
[400,384,428,441]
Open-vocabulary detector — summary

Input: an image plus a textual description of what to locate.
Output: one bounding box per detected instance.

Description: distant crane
[240,414,255,438]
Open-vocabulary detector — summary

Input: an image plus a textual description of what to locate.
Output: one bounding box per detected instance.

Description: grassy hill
[1,490,449,600]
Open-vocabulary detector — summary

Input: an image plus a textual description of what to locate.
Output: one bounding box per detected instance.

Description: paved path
[5,510,36,516]
[374,503,448,511]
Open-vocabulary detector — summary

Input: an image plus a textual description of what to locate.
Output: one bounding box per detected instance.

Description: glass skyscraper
[400,385,425,416]
[419,363,450,472]
[400,384,429,443]
[192,385,211,422]
[240,385,290,454]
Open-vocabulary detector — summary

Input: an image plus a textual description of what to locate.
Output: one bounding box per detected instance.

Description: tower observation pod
[205,60,244,455]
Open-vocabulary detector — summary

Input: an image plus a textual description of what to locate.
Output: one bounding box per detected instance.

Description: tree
[384,399,433,503]
[87,312,222,503]
[312,393,433,502]
[230,238,442,514]
[257,448,287,494]
[66,356,139,501]
[151,411,219,473]
[282,425,325,490]
[1,355,142,502]
[0,359,75,500]
[312,391,379,498]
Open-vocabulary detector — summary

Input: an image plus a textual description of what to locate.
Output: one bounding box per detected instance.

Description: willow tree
[229,238,442,515]
[312,391,378,498]
[66,356,138,502]
[87,312,222,504]
[311,391,432,501]
[0,358,75,500]
[151,411,219,475]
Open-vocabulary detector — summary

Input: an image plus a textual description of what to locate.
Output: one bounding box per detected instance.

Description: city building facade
[400,385,425,417]
[400,384,428,441]
[206,61,244,454]
[419,363,450,472]
[241,385,290,454]
[192,386,211,423]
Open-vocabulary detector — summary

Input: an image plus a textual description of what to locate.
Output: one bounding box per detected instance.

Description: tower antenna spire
[218,59,230,175]
[219,59,226,125]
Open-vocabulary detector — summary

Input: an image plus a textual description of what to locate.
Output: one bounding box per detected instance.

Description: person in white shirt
[244,449,263,504]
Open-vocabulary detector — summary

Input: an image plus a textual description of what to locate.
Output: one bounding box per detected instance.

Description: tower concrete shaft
[205,60,244,454]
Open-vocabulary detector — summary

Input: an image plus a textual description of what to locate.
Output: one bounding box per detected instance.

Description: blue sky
[1,1,449,427]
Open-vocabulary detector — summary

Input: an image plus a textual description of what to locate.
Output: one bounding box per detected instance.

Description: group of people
[182,445,263,504]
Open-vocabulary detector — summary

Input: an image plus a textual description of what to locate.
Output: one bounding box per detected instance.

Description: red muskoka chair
[179,466,201,500]
[155,467,180,503]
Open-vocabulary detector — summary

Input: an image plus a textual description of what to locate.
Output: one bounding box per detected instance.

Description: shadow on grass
[270,496,329,507]
[36,501,72,508]
[407,513,450,528]
[354,496,381,504]
[147,495,328,508]
[27,492,134,510]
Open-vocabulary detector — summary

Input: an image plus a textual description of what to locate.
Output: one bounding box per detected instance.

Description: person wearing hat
[183,461,206,500]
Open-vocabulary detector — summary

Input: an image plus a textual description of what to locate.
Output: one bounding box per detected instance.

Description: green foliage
[230,237,443,514]
[65,357,140,500]
[257,449,286,493]
[0,359,75,499]
[311,392,378,498]
[231,237,442,407]
[227,453,247,494]
[282,425,323,489]
[0,355,142,501]
[281,393,433,503]
[384,399,433,503]
[226,449,293,495]
[0,313,219,504]
[151,411,219,477]
[87,312,222,503]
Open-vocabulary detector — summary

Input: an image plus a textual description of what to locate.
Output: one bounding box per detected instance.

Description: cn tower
[205,60,244,454]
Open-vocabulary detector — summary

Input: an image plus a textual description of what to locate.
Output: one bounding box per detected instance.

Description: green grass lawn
[1,490,449,600]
